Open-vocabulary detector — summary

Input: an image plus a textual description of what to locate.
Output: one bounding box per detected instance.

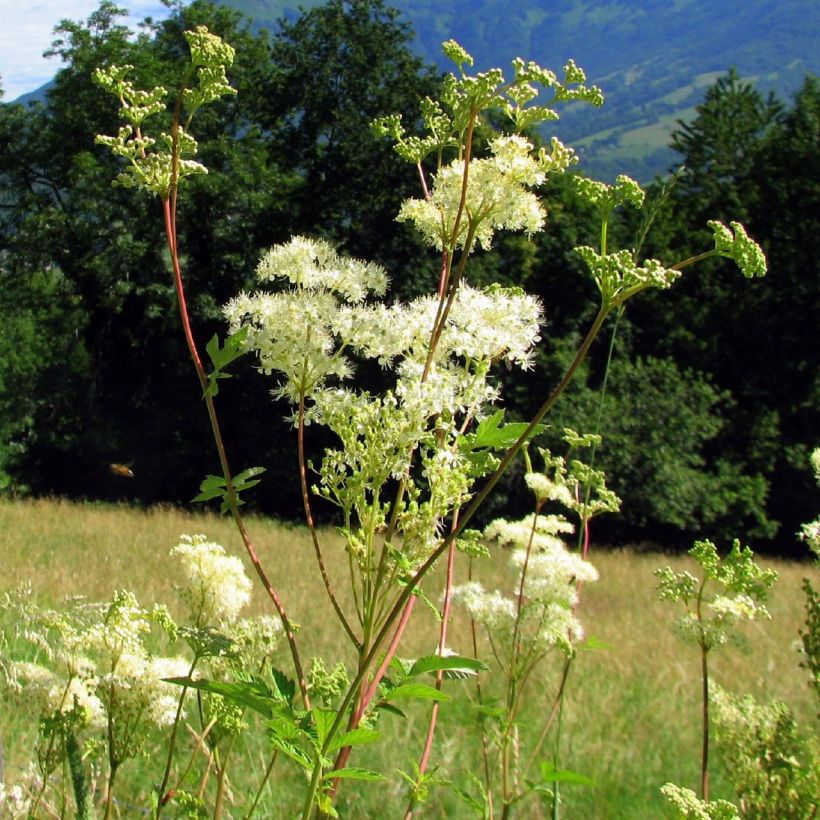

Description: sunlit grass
[1,497,815,817]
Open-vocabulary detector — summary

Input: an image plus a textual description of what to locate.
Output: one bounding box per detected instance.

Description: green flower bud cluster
[575,246,681,305]
[373,42,602,166]
[708,220,767,279]
[94,27,236,199]
[656,539,777,651]
[572,174,645,215]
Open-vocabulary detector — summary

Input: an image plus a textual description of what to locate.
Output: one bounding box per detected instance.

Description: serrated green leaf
[234,478,262,493]
[312,708,337,749]
[383,683,451,703]
[408,655,488,678]
[267,733,311,771]
[270,666,296,705]
[166,677,274,718]
[322,767,385,782]
[328,727,380,753]
[375,701,407,718]
[235,465,266,483]
[468,411,545,451]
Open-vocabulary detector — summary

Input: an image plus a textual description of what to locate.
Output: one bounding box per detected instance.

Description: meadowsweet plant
[709,685,819,817]
[0,24,773,818]
[442,430,617,817]
[656,540,778,802]
[0,535,279,818]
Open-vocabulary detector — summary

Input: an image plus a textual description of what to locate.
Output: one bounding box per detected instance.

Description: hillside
[220,0,819,180]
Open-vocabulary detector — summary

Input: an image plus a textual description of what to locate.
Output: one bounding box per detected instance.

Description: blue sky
[0,1,171,101]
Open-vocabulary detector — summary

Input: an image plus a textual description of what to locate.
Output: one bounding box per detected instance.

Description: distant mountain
[220,0,819,181]
[8,0,817,180]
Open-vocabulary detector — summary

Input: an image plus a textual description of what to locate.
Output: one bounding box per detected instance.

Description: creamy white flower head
[451,581,517,631]
[255,235,388,302]
[171,534,252,625]
[57,676,105,729]
[7,660,105,729]
[709,593,769,623]
[398,135,547,252]
[147,656,192,727]
[99,651,189,729]
[225,238,388,402]
[524,472,574,506]
[82,590,151,669]
[396,359,499,421]
[225,288,353,402]
[484,514,574,552]
[800,518,820,558]
[437,284,543,368]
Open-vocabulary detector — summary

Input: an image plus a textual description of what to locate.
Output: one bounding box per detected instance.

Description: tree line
[0,0,816,555]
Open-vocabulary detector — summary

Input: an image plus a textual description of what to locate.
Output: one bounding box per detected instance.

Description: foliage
[629,73,820,548]
[0,0,815,551]
[547,354,772,540]
[710,686,819,818]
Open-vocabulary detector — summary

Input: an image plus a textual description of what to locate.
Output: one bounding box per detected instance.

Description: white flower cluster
[224,237,389,402]
[255,236,388,301]
[171,533,252,625]
[6,659,105,730]
[397,135,549,252]
[99,650,191,730]
[453,516,597,657]
[484,513,574,554]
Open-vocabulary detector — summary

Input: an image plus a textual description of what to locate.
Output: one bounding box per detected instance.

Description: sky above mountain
[0,1,170,101]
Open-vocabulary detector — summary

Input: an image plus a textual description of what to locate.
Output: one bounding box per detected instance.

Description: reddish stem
[161,197,310,709]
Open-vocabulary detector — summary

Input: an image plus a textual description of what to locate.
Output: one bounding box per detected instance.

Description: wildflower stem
[522,657,572,780]
[297,394,359,648]
[245,750,278,819]
[156,655,199,817]
[161,190,310,709]
[696,580,710,801]
[303,303,612,819]
[405,512,461,819]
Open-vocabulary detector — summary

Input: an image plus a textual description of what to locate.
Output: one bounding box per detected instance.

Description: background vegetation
[0,0,817,555]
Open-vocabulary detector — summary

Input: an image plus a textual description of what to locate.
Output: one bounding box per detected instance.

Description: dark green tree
[625,73,819,548]
[0,0,439,511]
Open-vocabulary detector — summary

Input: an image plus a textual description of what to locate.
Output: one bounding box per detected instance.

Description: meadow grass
[1,496,816,817]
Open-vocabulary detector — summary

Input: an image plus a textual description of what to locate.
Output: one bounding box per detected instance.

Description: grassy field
[1,497,816,818]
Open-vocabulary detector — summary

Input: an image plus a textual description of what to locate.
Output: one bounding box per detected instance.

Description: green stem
[156,655,199,817]
[245,751,278,820]
[103,761,119,820]
[301,304,612,819]
[65,730,90,820]
[551,682,568,820]
[298,393,359,648]
[696,581,710,801]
